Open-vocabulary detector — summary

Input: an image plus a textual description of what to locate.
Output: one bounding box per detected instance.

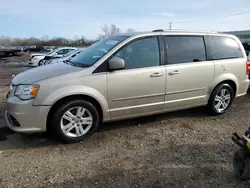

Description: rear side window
[208,36,243,60]
[165,36,206,64]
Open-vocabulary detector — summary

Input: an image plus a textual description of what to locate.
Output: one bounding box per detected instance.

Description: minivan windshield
[69,35,128,67]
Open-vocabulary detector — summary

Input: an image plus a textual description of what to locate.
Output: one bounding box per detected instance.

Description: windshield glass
[70,36,128,67]
[46,49,57,55]
[63,49,82,57]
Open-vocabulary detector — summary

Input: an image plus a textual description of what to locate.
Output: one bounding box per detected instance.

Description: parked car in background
[29,47,60,60]
[5,30,250,143]
[28,47,77,66]
[23,45,45,53]
[39,48,85,66]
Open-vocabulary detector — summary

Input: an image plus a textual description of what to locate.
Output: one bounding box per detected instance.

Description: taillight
[247,61,250,75]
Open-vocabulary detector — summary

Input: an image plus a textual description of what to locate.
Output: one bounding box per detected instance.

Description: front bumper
[5,96,51,133]
[28,60,37,67]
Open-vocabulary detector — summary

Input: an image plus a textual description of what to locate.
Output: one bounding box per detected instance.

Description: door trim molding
[166,87,206,95]
[109,101,165,112]
[164,95,206,104]
[112,93,165,101]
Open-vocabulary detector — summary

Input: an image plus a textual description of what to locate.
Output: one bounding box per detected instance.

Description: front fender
[34,85,110,121]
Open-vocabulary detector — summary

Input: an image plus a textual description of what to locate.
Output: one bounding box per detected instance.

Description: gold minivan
[5,30,250,143]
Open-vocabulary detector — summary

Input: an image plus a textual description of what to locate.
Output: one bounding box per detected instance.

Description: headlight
[15,85,40,100]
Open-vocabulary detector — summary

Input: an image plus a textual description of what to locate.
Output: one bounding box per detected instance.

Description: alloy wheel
[214,88,231,113]
[60,106,93,138]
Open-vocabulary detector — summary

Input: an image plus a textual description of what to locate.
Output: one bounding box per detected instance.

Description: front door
[107,36,166,120]
[164,35,214,110]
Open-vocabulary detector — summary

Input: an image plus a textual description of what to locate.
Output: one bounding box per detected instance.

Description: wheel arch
[209,79,237,101]
[46,94,105,132]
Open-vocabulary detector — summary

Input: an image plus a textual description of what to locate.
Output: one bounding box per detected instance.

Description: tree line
[0,24,135,47]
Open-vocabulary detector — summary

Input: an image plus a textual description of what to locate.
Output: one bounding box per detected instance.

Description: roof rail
[153,29,219,33]
[152,29,164,32]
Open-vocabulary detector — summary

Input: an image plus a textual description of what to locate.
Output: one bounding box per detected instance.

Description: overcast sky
[0,0,250,40]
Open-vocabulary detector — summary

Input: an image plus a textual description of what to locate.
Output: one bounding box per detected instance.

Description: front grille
[7,113,20,127]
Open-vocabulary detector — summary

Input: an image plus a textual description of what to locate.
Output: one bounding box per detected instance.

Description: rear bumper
[237,79,250,97]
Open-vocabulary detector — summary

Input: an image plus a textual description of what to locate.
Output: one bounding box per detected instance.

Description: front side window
[113,37,160,70]
[70,36,128,67]
[47,49,57,55]
[57,49,72,55]
[165,36,206,64]
[209,36,243,60]
[56,49,65,55]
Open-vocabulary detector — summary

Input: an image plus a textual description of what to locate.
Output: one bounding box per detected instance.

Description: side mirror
[108,57,125,71]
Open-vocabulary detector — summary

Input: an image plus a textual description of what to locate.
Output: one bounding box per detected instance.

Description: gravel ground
[0,56,250,187]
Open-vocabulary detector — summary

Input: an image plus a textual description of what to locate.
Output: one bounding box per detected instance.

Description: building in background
[223,30,250,43]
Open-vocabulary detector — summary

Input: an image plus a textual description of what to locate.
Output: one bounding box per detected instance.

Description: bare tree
[0,35,94,47]
[99,24,135,39]
[99,24,122,39]
[126,28,136,33]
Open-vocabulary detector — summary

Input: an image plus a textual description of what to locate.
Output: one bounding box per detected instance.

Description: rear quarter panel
[208,34,249,97]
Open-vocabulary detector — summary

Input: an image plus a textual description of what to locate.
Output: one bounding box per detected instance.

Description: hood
[30,53,47,57]
[44,55,61,60]
[12,62,83,85]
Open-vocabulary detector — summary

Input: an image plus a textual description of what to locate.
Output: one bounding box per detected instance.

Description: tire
[38,60,43,66]
[233,149,250,181]
[207,83,234,115]
[52,100,100,143]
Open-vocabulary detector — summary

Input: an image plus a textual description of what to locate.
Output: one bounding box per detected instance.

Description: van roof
[117,29,235,38]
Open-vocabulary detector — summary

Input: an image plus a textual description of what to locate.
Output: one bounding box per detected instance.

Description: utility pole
[169,22,172,30]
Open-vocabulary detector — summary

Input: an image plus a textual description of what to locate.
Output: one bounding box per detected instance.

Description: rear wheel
[207,83,234,115]
[52,100,100,143]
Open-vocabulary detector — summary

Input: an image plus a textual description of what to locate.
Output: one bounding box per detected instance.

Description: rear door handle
[169,70,180,75]
[150,72,163,77]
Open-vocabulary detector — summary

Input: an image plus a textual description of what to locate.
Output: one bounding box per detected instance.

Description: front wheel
[207,83,234,115]
[38,60,43,66]
[52,100,100,143]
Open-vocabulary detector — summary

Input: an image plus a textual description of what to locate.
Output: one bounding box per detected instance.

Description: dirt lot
[0,56,250,188]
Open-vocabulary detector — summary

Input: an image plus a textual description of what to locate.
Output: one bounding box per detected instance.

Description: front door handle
[169,70,180,75]
[150,72,163,77]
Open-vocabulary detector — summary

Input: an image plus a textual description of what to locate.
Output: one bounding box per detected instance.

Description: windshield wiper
[63,59,90,68]
[63,59,76,66]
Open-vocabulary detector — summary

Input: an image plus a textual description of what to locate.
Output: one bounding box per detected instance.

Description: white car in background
[28,47,77,66]
[39,48,85,66]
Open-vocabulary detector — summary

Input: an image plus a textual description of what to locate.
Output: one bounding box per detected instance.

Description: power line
[172,10,250,24]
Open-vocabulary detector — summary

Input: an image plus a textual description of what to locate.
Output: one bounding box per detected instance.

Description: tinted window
[114,37,160,69]
[56,49,73,55]
[56,49,65,55]
[165,36,206,64]
[209,36,243,60]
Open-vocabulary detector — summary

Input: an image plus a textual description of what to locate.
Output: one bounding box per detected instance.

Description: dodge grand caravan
[5,30,250,143]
